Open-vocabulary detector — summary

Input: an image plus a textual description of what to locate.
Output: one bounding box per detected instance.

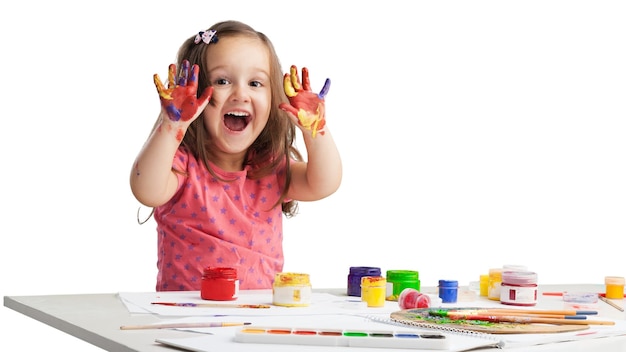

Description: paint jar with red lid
[201,267,239,301]
[500,270,537,306]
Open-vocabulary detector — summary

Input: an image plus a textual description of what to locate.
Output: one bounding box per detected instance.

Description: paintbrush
[482,308,597,315]
[598,295,625,312]
[120,321,251,330]
[428,311,614,325]
[151,302,271,309]
[443,310,587,320]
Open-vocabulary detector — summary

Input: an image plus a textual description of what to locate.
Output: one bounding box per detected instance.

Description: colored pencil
[428,311,614,326]
[598,295,625,312]
[120,321,251,330]
[151,302,271,309]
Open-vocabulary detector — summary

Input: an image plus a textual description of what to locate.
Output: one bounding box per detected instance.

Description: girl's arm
[130,113,188,207]
[280,66,342,201]
[288,127,342,201]
[130,61,212,207]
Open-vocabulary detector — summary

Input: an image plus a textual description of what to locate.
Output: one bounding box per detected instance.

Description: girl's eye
[250,81,262,88]
[215,78,229,85]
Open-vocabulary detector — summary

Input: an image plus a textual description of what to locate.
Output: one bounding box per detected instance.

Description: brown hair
[175,20,301,217]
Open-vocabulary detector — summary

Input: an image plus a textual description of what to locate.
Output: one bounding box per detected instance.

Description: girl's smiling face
[202,35,272,164]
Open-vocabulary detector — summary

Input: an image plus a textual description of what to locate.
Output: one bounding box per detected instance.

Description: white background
[2,0,625,350]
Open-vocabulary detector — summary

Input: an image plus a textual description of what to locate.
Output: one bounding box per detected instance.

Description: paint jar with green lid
[385,270,420,301]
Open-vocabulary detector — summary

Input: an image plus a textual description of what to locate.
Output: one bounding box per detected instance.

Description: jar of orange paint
[605,276,625,299]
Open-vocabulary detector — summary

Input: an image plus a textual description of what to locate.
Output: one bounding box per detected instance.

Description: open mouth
[223,111,251,132]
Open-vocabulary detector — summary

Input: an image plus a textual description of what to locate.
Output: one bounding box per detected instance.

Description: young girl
[130,20,342,291]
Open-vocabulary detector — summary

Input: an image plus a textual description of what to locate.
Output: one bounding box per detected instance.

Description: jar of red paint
[201,267,239,301]
[398,288,431,309]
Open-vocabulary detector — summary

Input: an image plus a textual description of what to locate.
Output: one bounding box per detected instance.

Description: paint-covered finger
[187,64,201,90]
[178,60,190,86]
[279,102,299,118]
[318,78,331,99]
[301,67,311,92]
[153,74,172,100]
[197,86,214,108]
[167,64,176,89]
[289,65,301,91]
[283,73,297,97]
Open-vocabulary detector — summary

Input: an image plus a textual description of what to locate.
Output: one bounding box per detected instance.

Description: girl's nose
[230,83,250,102]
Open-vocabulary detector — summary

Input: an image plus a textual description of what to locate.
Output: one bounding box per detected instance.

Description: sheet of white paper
[118,290,402,317]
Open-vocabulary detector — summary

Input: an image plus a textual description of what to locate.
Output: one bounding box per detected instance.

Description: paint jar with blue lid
[438,280,459,303]
[347,266,381,297]
[385,270,420,301]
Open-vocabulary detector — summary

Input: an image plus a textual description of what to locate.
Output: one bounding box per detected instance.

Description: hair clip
[194,30,218,45]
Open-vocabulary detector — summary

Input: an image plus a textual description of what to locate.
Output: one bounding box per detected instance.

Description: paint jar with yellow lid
[272,272,312,307]
[487,268,503,301]
[605,276,625,299]
[479,274,489,297]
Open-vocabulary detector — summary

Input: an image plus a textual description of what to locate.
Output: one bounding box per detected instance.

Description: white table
[4,285,626,351]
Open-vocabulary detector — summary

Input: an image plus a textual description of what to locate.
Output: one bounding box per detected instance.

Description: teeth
[226,111,249,117]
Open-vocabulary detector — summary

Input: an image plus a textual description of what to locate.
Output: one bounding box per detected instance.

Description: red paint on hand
[153,60,213,123]
[279,65,329,137]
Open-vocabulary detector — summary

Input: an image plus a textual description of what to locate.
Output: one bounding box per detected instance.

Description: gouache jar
[398,288,431,309]
[479,274,489,297]
[272,272,312,307]
[385,270,420,301]
[500,271,538,306]
[487,268,503,301]
[438,280,459,303]
[361,276,387,307]
[201,267,239,301]
[605,276,625,299]
[503,264,528,272]
[347,266,381,297]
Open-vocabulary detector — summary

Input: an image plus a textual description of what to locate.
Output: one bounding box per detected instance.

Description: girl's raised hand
[153,60,213,125]
[279,65,330,138]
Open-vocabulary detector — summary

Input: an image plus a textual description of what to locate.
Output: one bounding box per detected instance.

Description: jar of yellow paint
[487,268,503,301]
[479,274,489,297]
[272,272,312,307]
[605,276,625,299]
[361,276,386,307]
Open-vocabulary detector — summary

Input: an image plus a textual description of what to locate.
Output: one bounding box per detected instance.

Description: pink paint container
[398,288,431,309]
[500,270,537,306]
